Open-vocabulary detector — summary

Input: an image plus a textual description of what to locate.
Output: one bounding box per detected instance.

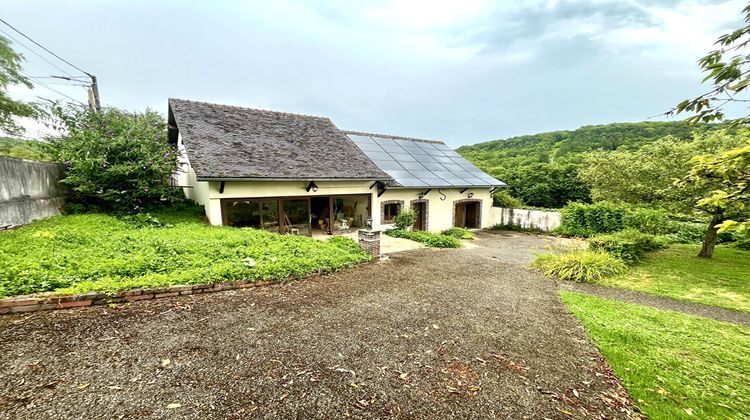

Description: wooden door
[412,202,426,230]
[465,202,478,228]
[454,203,466,227]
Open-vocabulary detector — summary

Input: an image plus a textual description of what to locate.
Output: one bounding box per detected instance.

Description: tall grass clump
[531,250,627,282]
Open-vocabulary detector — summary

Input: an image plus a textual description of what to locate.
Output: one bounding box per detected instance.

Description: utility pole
[52,74,101,111]
[89,74,101,111]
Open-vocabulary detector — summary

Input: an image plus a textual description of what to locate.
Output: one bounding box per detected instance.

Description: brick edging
[0,280,273,315]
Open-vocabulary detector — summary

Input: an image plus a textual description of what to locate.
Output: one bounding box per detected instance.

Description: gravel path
[559,281,750,327]
[0,244,638,419]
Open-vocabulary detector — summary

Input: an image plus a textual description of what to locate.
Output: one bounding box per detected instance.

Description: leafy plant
[121,213,172,228]
[384,229,462,248]
[393,208,416,230]
[531,250,627,282]
[0,207,370,298]
[46,106,183,213]
[441,227,476,240]
[492,189,524,208]
[589,229,670,263]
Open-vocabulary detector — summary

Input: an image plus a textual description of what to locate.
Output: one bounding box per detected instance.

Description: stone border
[0,280,272,315]
[380,200,403,224]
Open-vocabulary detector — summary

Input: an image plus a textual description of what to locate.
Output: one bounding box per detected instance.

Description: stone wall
[489,207,562,232]
[0,157,66,228]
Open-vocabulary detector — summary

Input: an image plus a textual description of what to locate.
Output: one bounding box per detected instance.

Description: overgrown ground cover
[599,244,750,313]
[384,229,462,248]
[0,207,370,298]
[561,291,750,419]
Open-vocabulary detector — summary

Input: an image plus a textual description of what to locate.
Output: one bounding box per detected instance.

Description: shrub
[589,229,670,263]
[46,106,183,213]
[531,250,627,282]
[665,221,706,243]
[441,227,476,240]
[735,236,750,250]
[622,207,671,234]
[492,190,524,208]
[393,209,416,230]
[385,229,462,248]
[556,202,677,237]
[555,202,629,237]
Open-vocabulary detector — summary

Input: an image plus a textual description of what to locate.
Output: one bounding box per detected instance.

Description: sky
[2,0,747,147]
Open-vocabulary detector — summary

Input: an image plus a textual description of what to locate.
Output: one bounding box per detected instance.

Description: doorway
[411,200,427,231]
[454,201,480,229]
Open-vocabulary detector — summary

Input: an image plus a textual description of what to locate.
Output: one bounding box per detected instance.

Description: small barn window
[383,202,400,223]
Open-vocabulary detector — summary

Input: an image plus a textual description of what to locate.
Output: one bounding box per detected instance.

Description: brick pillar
[358,229,381,258]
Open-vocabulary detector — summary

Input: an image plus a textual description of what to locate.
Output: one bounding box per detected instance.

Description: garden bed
[0,207,370,300]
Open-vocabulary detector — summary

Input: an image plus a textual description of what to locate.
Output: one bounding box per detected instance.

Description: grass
[0,206,370,298]
[561,291,750,419]
[384,229,462,248]
[599,244,750,313]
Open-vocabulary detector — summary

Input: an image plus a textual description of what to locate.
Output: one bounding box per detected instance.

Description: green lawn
[599,244,750,313]
[561,291,750,419]
[0,207,370,298]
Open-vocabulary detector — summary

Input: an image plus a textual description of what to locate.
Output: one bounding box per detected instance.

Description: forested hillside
[457,121,743,208]
[0,137,49,161]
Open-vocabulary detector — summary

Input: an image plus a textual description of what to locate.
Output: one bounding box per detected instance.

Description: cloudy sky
[3,0,746,146]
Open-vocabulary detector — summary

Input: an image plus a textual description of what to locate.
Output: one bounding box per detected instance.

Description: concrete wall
[0,157,66,227]
[489,207,561,232]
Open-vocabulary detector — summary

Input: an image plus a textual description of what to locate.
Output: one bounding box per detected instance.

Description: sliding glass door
[223,197,310,236]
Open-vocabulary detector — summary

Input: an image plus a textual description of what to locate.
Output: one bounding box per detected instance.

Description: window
[383,203,400,223]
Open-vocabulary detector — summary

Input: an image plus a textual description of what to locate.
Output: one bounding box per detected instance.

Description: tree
[671,2,750,257]
[580,132,746,213]
[0,36,37,135]
[498,163,591,209]
[46,105,182,213]
[678,142,750,257]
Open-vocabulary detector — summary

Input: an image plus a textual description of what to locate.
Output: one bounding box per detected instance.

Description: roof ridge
[168,98,332,121]
[342,130,445,145]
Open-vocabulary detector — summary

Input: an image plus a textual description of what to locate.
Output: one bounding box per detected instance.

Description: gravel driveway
[0,233,636,419]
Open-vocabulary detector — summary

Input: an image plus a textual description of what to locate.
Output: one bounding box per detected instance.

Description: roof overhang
[196,176,394,182]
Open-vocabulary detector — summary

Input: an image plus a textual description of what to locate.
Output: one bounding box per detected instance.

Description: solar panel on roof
[400,161,427,171]
[357,142,385,152]
[389,152,417,162]
[348,135,376,143]
[364,151,392,161]
[371,160,405,170]
[348,133,504,188]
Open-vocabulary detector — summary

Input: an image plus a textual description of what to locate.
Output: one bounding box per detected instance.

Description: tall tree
[671,2,750,258]
[0,35,36,134]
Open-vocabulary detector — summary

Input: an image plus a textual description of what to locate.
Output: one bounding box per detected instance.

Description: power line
[0,27,74,77]
[0,17,91,77]
[20,70,85,105]
[0,18,100,110]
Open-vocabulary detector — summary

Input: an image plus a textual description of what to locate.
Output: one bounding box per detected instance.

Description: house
[168,98,506,235]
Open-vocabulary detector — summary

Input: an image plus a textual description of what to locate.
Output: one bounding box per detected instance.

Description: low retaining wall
[0,280,273,315]
[0,157,66,227]
[489,207,562,232]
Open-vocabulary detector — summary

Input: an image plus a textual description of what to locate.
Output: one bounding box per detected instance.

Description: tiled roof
[168,99,391,181]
